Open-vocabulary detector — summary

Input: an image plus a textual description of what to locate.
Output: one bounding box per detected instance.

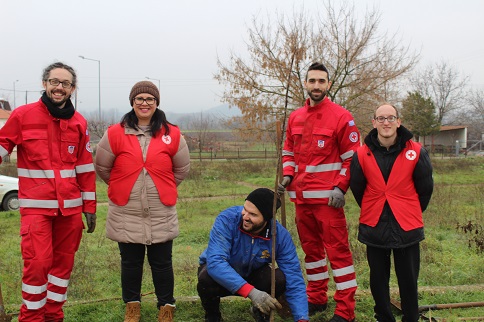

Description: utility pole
[145,76,161,90]
[79,55,101,119]
[13,80,19,109]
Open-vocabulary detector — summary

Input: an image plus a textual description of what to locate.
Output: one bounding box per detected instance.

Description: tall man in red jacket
[350,104,433,322]
[0,62,97,322]
[279,62,359,322]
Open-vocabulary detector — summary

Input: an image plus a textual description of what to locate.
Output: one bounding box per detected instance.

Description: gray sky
[1,0,483,117]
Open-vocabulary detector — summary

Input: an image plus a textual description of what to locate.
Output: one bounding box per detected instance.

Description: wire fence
[190,148,278,160]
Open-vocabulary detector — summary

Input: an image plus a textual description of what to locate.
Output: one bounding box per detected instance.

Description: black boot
[308,301,328,316]
[201,295,222,322]
[204,312,223,322]
[329,314,355,322]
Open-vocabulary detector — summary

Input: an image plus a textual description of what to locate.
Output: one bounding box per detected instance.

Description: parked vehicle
[0,174,19,211]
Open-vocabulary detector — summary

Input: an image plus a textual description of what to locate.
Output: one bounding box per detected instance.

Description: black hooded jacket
[349,125,434,249]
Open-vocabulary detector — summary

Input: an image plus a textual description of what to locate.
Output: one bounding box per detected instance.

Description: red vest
[107,124,180,206]
[357,140,423,231]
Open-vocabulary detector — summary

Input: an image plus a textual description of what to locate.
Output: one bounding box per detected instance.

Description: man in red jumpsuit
[0,62,97,322]
[279,62,359,322]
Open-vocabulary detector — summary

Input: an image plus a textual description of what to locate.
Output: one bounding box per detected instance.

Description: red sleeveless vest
[357,140,423,231]
[107,124,180,206]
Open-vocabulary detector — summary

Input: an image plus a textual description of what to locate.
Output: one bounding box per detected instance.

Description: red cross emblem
[162,135,172,144]
[349,131,358,143]
[406,150,417,160]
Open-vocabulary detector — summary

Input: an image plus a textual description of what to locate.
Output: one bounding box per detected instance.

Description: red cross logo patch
[406,149,417,160]
[162,135,172,145]
[349,132,358,143]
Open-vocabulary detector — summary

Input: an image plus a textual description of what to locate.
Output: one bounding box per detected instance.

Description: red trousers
[295,204,357,321]
[19,212,84,322]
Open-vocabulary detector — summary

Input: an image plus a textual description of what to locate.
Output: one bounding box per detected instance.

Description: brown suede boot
[158,303,175,322]
[124,301,141,322]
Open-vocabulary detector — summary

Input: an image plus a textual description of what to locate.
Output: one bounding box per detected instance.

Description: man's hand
[84,213,96,233]
[277,176,292,196]
[328,187,345,208]
[247,288,282,314]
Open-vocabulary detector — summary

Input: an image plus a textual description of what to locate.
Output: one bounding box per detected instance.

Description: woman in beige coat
[94,81,190,322]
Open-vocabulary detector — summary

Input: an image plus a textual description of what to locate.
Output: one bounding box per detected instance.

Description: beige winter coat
[95,125,190,244]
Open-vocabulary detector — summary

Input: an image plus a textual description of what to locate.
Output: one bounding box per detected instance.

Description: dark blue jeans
[118,241,174,308]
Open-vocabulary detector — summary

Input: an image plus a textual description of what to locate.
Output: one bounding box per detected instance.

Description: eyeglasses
[375,115,398,123]
[48,78,73,89]
[134,97,157,105]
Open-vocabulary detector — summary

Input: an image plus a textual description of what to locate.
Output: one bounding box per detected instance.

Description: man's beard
[243,220,266,234]
[47,90,70,107]
[307,89,327,103]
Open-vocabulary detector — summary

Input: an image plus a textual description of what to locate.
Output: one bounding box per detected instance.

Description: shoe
[329,314,355,322]
[158,303,175,322]
[249,305,270,322]
[308,301,327,316]
[124,301,141,322]
[204,313,223,322]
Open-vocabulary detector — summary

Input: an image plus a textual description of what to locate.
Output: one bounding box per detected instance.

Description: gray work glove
[247,288,282,314]
[84,213,96,233]
[328,187,345,208]
[277,176,292,196]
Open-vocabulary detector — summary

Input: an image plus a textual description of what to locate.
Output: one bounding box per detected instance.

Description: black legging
[197,264,286,316]
[118,241,175,309]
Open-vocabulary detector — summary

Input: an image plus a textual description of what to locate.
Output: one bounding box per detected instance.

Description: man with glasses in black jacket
[350,104,434,322]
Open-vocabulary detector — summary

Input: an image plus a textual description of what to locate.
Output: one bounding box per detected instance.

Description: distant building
[0,108,16,161]
[0,109,11,128]
[0,98,12,111]
[419,125,468,150]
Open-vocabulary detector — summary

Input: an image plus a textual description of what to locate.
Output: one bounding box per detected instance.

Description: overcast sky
[1,0,483,117]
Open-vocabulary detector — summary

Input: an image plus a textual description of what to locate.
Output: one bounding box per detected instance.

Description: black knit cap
[129,81,160,107]
[245,188,281,221]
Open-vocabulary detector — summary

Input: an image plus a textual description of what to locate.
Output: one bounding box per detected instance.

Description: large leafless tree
[215,1,419,138]
[410,61,470,125]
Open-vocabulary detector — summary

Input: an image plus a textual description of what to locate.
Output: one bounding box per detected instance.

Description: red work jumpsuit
[282,97,359,321]
[0,99,96,321]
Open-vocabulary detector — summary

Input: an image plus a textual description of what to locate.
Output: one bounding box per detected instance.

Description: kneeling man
[197,188,309,322]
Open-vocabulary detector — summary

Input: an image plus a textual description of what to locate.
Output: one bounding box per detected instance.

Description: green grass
[1,158,483,321]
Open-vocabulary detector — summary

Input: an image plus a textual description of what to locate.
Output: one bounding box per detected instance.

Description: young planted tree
[401,91,440,145]
[215,1,419,140]
[410,61,469,124]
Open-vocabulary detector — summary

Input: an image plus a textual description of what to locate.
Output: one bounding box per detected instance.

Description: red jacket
[282,97,360,205]
[357,140,423,231]
[0,99,96,216]
[107,123,180,206]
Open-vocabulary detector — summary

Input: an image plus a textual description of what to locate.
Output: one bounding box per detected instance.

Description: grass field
[0,157,483,321]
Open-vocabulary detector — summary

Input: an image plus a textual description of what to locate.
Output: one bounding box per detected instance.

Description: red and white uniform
[0,99,96,321]
[282,97,359,321]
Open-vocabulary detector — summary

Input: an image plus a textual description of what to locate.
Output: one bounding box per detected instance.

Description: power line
[0,88,39,93]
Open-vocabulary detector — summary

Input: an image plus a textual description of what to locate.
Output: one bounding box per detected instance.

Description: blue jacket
[199,206,309,321]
